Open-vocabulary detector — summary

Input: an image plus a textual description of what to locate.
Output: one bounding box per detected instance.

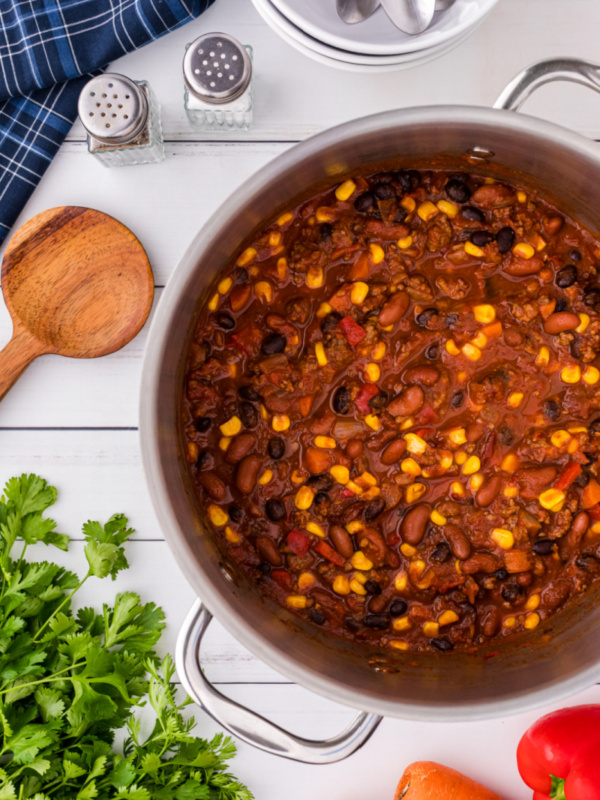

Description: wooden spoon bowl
[0,206,154,401]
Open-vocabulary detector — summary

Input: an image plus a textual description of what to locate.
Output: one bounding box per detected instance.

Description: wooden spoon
[0,206,154,402]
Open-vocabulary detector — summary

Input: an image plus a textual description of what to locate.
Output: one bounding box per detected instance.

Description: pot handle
[494,58,600,112]
[176,600,383,764]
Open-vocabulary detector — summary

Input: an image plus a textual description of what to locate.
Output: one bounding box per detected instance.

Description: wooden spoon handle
[0,326,47,402]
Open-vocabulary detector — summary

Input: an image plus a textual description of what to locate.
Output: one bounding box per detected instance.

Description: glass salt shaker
[183,33,253,132]
[78,73,165,167]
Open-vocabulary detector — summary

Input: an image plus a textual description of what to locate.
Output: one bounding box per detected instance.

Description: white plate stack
[251,0,500,72]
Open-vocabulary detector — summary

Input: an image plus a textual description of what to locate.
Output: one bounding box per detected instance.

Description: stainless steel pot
[140,59,600,763]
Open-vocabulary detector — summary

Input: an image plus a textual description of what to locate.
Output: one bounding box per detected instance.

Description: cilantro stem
[32,572,89,643]
[0,659,86,695]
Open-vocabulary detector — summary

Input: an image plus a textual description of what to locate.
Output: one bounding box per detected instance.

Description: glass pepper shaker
[78,73,165,167]
[183,33,253,132]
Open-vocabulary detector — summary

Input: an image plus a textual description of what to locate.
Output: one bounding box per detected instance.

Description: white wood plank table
[2,0,600,797]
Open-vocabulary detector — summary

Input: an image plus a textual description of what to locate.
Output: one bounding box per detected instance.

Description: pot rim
[140,103,600,720]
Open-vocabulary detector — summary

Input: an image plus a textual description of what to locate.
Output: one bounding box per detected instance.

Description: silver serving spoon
[380,0,436,34]
[336,0,381,23]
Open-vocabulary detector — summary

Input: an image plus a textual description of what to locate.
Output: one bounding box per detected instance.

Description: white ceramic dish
[270,0,499,56]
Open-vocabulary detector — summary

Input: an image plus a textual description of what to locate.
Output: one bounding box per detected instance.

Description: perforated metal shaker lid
[183,33,251,104]
[78,74,148,144]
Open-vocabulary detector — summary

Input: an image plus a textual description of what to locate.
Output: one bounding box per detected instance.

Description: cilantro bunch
[0,475,253,800]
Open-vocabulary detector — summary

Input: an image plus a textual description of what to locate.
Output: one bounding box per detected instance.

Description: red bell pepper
[517,705,600,800]
[554,462,583,492]
[339,315,367,346]
[285,529,310,557]
[587,503,600,522]
[340,488,356,500]
[313,540,346,567]
[355,383,379,414]
[270,570,292,590]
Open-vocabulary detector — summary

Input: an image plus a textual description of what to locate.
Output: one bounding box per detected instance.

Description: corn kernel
[346,521,365,535]
[491,528,514,549]
[268,231,282,248]
[381,324,394,332]
[330,465,350,485]
[225,526,242,543]
[465,241,485,258]
[471,331,488,349]
[228,362,237,378]
[208,293,219,311]
[389,640,409,651]
[351,551,373,571]
[400,417,414,431]
[404,433,427,455]
[298,572,315,590]
[357,471,377,488]
[364,362,381,383]
[525,593,541,612]
[291,469,306,484]
[550,430,571,448]
[560,364,581,384]
[350,281,369,305]
[539,488,565,512]
[410,560,426,578]
[535,234,547,252]
[447,427,467,446]
[186,442,198,463]
[462,455,481,476]
[314,435,335,449]
[255,281,273,303]
[501,453,519,473]
[430,509,447,526]
[401,196,416,214]
[369,243,385,264]
[208,504,228,527]
[473,304,496,324]
[277,212,293,226]
[438,610,459,627]
[393,616,412,631]
[440,450,453,470]
[401,458,422,477]
[335,179,356,202]
[437,199,458,218]
[524,612,540,630]
[422,621,440,637]
[394,572,408,592]
[316,206,335,223]
[258,469,273,486]
[445,339,460,356]
[454,451,467,466]
[593,522,600,534]
[503,616,517,628]
[218,437,231,452]
[345,480,364,495]
[333,576,350,595]
[237,247,257,266]
[365,413,381,431]
[462,342,482,361]
[217,277,232,295]
[513,242,535,259]
[517,190,527,203]
[576,313,590,334]
[306,265,324,289]
[350,579,367,595]
[259,404,268,420]
[286,595,308,609]
[371,341,386,361]
[536,346,550,367]
[219,416,242,437]
[400,543,417,557]
[504,484,519,498]
[406,483,427,503]
[397,235,413,250]
[272,414,290,432]
[295,486,315,510]
[469,473,485,492]
[316,301,332,318]
[482,321,503,339]
[276,257,287,281]
[417,201,438,222]
[450,481,465,497]
[508,391,524,409]
[583,366,600,385]
[315,341,328,367]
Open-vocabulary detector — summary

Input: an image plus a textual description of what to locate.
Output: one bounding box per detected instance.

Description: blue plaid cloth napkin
[0,0,216,245]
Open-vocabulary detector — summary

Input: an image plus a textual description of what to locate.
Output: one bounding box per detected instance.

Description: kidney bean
[444,524,471,560]
[472,183,516,208]
[387,385,425,417]
[330,525,354,559]
[504,257,543,276]
[544,215,564,235]
[503,327,523,347]
[305,447,332,475]
[515,466,557,500]
[256,536,282,566]
[229,283,251,312]
[567,511,590,548]
[381,438,407,465]
[462,552,501,574]
[543,312,580,334]
[198,471,226,501]
[235,455,263,494]
[401,503,431,545]
[481,606,500,637]
[368,595,389,614]
[475,475,501,507]
[346,439,364,459]
[402,366,439,386]
[225,432,256,464]
[378,291,409,327]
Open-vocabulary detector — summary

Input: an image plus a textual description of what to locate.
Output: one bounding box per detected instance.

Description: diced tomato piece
[339,315,367,346]
[355,383,379,414]
[340,488,356,500]
[555,462,583,491]
[313,540,346,567]
[417,404,438,424]
[387,532,401,546]
[286,529,310,557]
[298,394,314,417]
[271,570,292,590]
[587,503,600,522]
[229,324,262,355]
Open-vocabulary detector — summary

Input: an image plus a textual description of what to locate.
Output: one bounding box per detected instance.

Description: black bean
[364,614,390,630]
[234,267,249,284]
[239,401,258,429]
[364,580,382,595]
[431,542,451,562]
[314,492,330,515]
[470,230,494,247]
[321,311,342,335]
[462,206,485,222]
[431,637,454,651]
[394,169,420,193]
[589,418,600,434]
[239,385,260,401]
[445,313,459,328]
[583,288,600,309]
[394,207,408,224]
[257,562,271,577]
[389,599,408,618]
[450,391,464,408]
[215,312,235,330]
[261,332,286,356]
[309,609,326,625]
[543,399,561,421]
[266,499,286,522]
[533,538,555,556]
[495,569,508,581]
[576,553,599,571]
[196,449,211,470]
[501,582,525,604]
[332,386,350,414]
[195,416,212,433]
[229,504,243,523]
[498,426,515,446]
[556,265,577,288]
[345,616,361,633]
[416,308,439,327]
[320,223,333,241]
[569,248,582,262]
[554,298,567,313]
[574,469,591,488]
[496,226,516,254]
[306,473,334,492]
[570,338,585,360]
[445,178,471,203]
[364,497,386,522]
[368,390,388,411]
[424,344,439,361]
[354,191,376,214]
[374,183,395,200]
[268,437,285,460]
